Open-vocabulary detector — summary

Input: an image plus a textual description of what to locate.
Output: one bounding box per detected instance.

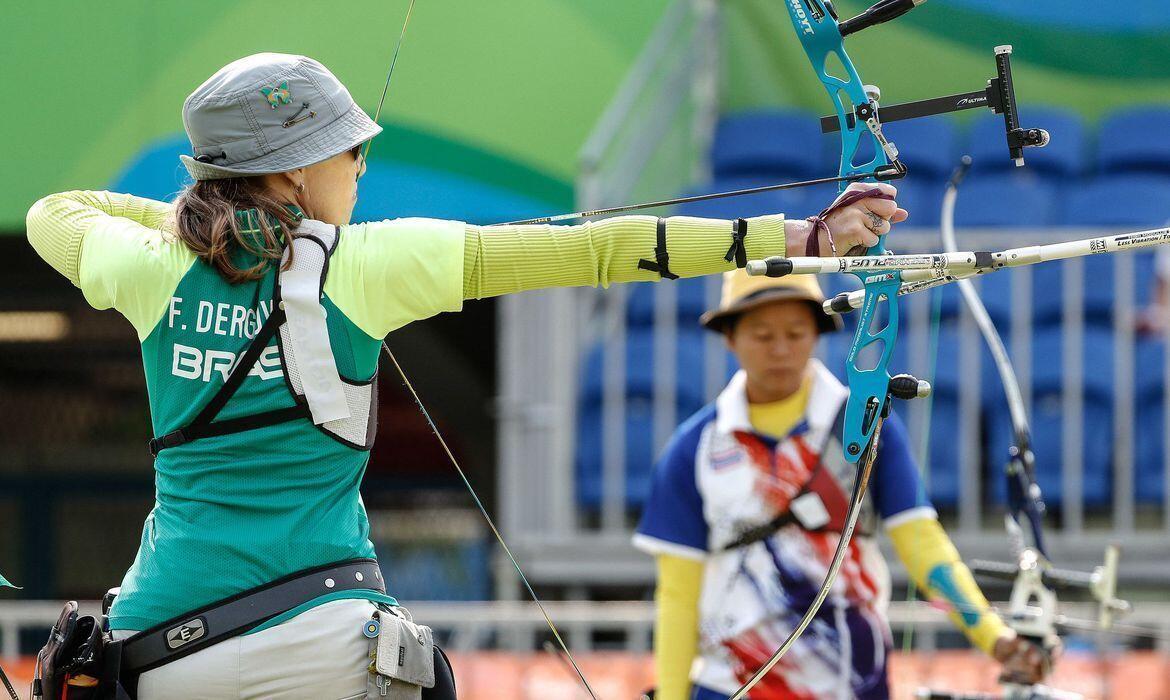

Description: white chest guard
[276,219,378,449]
[149,218,377,456]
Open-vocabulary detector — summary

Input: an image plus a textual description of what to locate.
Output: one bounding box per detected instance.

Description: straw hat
[699,269,843,334]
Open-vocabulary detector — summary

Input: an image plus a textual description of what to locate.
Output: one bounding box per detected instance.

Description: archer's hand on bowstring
[992,630,1063,686]
[792,182,909,257]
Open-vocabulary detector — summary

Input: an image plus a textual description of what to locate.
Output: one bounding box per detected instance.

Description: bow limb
[727,1,927,696]
[940,158,1047,558]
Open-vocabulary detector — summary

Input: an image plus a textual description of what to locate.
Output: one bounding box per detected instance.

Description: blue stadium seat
[576,328,720,508]
[929,281,961,326]
[884,119,960,183]
[1059,175,1170,227]
[1081,255,1116,326]
[890,178,945,229]
[1135,252,1159,307]
[1135,335,1167,399]
[711,111,828,181]
[985,328,1114,507]
[1135,392,1165,505]
[1016,258,1114,331]
[933,272,1013,328]
[1029,262,1065,329]
[925,386,961,507]
[917,330,1010,510]
[375,539,491,601]
[676,176,814,220]
[1135,338,1167,503]
[923,328,969,506]
[978,273,1015,327]
[1026,250,1158,333]
[952,174,1057,227]
[967,107,1086,178]
[922,329,1003,507]
[626,278,713,328]
[1098,107,1170,176]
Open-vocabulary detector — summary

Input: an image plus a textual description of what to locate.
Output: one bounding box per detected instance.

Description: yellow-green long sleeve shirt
[26,190,787,341]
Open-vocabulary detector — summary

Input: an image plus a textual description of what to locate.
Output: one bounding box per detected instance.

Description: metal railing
[3,600,1168,659]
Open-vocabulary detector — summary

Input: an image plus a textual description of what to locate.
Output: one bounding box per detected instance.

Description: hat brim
[181,103,382,181]
[700,288,843,335]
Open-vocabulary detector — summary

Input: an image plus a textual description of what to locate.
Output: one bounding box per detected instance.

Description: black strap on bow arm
[725,218,748,268]
[637,218,679,280]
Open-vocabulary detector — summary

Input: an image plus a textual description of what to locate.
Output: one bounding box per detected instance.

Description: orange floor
[3,650,1167,699]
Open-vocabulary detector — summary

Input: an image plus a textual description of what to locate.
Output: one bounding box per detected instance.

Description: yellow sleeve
[26,191,194,340]
[463,214,785,299]
[887,514,1009,654]
[326,217,467,339]
[654,553,704,700]
[328,213,785,340]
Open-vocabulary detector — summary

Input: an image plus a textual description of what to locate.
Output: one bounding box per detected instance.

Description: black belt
[120,559,385,678]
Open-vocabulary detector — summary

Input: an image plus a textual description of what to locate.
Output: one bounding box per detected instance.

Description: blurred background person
[634,270,1051,700]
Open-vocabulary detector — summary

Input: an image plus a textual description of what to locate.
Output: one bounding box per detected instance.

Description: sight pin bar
[819,46,1049,165]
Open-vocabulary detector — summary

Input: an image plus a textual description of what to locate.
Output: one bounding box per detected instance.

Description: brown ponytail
[172,178,302,285]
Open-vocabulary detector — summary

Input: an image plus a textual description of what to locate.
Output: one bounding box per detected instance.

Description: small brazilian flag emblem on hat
[261,82,292,109]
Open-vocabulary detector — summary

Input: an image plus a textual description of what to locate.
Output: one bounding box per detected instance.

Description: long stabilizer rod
[748,226,1170,278]
[743,226,1170,314]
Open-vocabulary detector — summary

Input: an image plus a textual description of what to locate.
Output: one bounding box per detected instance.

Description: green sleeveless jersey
[93,214,465,631]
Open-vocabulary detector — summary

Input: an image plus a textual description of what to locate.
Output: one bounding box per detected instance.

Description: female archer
[26,53,899,699]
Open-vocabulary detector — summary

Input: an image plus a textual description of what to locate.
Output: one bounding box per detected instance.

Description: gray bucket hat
[180,53,382,181]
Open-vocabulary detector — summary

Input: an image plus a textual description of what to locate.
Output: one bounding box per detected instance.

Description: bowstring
[362,0,416,164]
[364,5,599,699]
[381,346,600,699]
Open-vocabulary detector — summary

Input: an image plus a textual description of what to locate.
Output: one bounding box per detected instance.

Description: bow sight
[818,44,1050,168]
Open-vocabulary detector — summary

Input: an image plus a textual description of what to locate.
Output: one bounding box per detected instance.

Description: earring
[295,183,305,194]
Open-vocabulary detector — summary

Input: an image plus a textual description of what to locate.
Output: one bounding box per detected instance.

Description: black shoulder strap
[148,308,310,456]
[721,402,853,551]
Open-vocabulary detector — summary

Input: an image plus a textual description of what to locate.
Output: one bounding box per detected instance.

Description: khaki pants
[114,598,375,700]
